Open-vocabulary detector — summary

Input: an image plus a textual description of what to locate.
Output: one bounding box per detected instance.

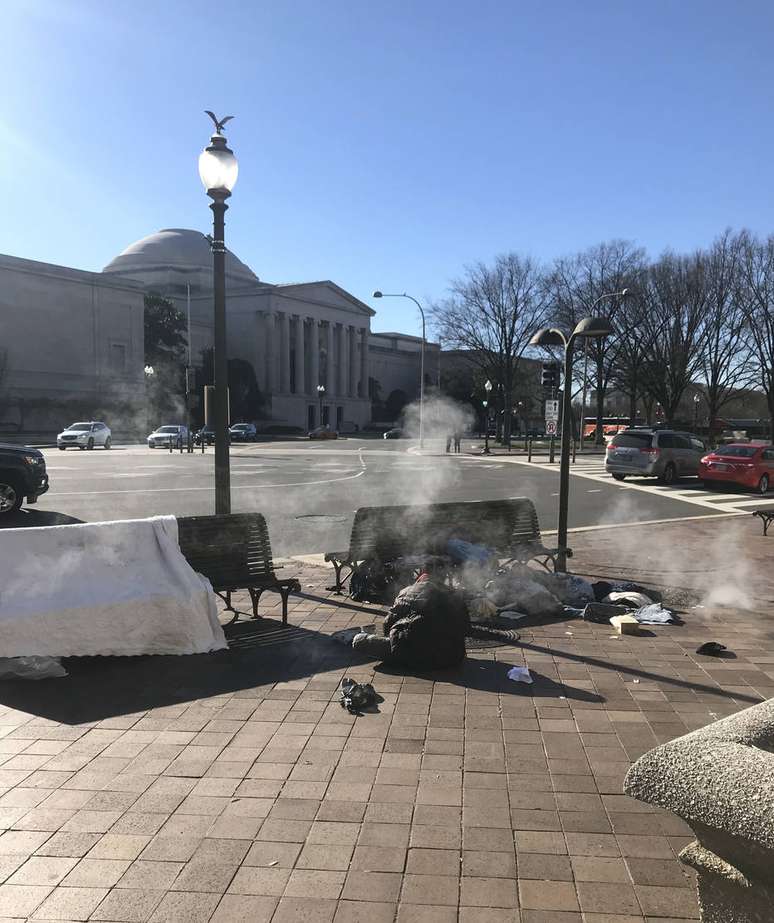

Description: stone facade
[0,254,145,433]
[1,229,436,435]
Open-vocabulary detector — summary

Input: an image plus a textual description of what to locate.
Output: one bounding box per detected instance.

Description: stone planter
[624,698,774,923]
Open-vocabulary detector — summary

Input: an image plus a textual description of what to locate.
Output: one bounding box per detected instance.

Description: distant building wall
[0,254,145,433]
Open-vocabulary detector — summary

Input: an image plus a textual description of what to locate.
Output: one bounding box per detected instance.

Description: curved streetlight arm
[372,291,427,449]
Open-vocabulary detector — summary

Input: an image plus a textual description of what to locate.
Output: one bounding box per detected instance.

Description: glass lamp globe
[198,137,238,198]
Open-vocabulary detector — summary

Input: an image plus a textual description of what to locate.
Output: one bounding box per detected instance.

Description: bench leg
[764,517,772,536]
[326,560,347,593]
[278,586,292,626]
[249,588,263,619]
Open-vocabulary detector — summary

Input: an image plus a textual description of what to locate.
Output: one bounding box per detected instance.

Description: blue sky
[3,0,773,335]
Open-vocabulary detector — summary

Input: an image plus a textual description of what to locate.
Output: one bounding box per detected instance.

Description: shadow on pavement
[0,509,84,528]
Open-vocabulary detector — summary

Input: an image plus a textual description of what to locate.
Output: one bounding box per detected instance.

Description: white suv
[57,422,112,450]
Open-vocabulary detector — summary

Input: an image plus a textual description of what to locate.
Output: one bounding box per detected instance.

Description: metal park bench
[752,508,774,535]
[324,497,565,592]
[177,513,300,624]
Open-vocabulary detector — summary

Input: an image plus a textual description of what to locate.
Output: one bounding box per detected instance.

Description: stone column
[265,312,277,393]
[255,312,267,393]
[309,318,320,392]
[294,316,305,395]
[348,325,356,397]
[359,328,368,398]
[325,321,335,396]
[337,324,347,396]
[280,311,291,394]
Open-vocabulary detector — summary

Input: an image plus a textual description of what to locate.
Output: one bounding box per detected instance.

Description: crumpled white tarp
[0,516,226,657]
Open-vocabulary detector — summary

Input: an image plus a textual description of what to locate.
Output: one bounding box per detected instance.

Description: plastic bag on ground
[582,602,630,624]
[468,597,498,622]
[531,571,595,607]
[507,666,533,684]
[0,657,67,680]
[633,603,674,624]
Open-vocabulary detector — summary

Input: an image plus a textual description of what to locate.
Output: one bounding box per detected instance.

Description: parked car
[0,443,49,516]
[57,421,112,450]
[229,423,258,442]
[147,425,188,449]
[383,428,404,439]
[194,425,229,446]
[699,443,774,494]
[605,428,707,484]
[309,426,338,440]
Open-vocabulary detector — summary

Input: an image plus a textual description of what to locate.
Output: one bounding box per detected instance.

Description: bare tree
[640,251,708,425]
[545,240,646,444]
[432,253,549,446]
[697,231,751,444]
[739,231,774,437]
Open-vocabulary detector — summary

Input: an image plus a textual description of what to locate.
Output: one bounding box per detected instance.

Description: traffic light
[541,361,560,390]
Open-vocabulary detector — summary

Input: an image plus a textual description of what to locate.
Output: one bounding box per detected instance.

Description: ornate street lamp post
[199,111,238,514]
[317,384,326,428]
[483,380,493,455]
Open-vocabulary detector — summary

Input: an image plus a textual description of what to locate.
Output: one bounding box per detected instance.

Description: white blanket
[0,516,227,657]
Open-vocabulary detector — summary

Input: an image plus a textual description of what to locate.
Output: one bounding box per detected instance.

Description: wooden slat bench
[324,497,565,592]
[177,513,300,624]
[752,508,774,535]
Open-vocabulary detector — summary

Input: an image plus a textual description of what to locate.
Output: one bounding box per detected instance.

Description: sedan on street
[699,443,774,494]
[229,423,257,442]
[57,422,112,450]
[309,426,338,440]
[147,425,188,449]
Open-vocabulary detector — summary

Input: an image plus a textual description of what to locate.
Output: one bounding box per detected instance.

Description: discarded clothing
[0,656,67,681]
[633,603,674,624]
[507,666,533,684]
[696,641,728,657]
[488,573,563,619]
[592,580,615,602]
[349,561,400,603]
[339,677,380,714]
[603,591,653,609]
[383,577,469,669]
[582,602,630,624]
[446,538,494,565]
[532,571,594,607]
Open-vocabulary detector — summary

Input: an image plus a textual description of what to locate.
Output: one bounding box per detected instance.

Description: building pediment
[272,281,375,318]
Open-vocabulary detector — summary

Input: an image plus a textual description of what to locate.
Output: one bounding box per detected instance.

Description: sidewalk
[0,518,772,921]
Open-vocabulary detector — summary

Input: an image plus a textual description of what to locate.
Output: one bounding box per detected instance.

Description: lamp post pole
[373,291,426,450]
[530,309,623,571]
[482,400,489,454]
[199,111,238,515]
[317,384,325,427]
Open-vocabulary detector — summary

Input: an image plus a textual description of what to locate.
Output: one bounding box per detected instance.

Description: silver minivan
[605,429,707,485]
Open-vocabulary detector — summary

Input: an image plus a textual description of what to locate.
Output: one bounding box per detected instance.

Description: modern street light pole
[373,291,426,450]
[199,112,238,514]
[530,317,615,571]
[317,384,326,427]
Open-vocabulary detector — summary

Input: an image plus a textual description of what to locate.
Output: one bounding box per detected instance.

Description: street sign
[545,399,559,421]
[545,420,558,436]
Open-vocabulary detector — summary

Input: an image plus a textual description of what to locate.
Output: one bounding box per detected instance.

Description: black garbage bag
[696,641,728,657]
[383,576,469,670]
[350,561,400,603]
[340,677,380,714]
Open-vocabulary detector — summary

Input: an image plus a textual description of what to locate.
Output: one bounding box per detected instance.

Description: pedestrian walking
[446,434,452,453]
[453,430,461,453]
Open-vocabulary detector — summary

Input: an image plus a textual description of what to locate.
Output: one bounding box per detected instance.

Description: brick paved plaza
[1,517,772,922]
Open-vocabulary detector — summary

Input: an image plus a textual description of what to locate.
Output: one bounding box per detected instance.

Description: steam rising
[401,394,474,444]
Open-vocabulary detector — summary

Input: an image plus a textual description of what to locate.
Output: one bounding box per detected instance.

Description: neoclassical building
[0,228,438,434]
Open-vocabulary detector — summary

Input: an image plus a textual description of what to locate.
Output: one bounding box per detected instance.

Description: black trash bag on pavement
[382,575,469,670]
[696,641,728,657]
[340,678,380,714]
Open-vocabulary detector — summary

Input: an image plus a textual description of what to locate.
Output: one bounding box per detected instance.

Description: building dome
[102,228,259,286]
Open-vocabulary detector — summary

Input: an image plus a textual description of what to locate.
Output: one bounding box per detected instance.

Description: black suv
[0,443,49,516]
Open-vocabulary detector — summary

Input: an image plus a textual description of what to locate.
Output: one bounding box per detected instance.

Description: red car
[698,443,774,494]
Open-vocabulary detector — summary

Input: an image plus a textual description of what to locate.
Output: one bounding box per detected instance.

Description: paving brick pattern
[0,517,772,921]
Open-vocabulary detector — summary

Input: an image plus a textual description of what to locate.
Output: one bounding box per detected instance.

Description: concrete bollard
[624,698,774,922]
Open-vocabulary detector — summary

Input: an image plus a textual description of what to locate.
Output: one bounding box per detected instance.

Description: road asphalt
[6,438,764,555]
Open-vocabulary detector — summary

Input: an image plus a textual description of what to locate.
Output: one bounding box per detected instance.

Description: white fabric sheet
[0,516,227,657]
